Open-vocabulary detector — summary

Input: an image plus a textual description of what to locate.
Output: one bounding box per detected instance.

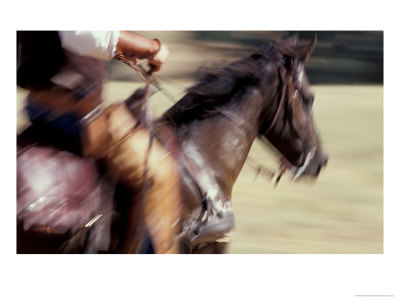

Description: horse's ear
[297,34,317,62]
[285,33,299,48]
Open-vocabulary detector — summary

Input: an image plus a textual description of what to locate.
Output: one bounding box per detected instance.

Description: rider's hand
[148,44,169,72]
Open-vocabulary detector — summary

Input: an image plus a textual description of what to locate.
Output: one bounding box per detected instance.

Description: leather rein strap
[262,68,288,136]
[116,55,155,129]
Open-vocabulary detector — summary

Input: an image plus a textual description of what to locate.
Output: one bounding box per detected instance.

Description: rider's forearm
[114,31,161,60]
[59,31,161,61]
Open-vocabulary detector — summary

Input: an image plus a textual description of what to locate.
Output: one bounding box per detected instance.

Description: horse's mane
[160,40,296,127]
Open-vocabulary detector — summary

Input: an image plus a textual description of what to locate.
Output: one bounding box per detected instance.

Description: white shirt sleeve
[59,31,120,61]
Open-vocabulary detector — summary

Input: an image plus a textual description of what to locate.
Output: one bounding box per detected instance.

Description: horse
[146,35,328,253]
[16,35,327,254]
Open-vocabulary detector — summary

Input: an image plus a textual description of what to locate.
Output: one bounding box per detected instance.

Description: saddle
[17,146,102,235]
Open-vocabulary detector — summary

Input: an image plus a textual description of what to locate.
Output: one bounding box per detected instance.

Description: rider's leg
[98,103,181,254]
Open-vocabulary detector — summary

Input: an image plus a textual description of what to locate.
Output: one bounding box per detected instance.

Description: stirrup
[186,195,235,246]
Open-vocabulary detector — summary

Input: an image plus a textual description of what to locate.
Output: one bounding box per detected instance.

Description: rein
[118,55,178,105]
[116,56,157,250]
[117,55,155,128]
[262,68,287,136]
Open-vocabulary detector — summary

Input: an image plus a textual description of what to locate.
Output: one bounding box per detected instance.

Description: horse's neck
[178,87,264,200]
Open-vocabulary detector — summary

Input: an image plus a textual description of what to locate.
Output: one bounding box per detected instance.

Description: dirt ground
[16,82,383,254]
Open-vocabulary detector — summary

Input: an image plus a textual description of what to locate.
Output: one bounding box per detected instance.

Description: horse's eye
[304,94,314,105]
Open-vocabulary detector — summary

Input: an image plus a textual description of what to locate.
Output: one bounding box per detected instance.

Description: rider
[18,31,181,253]
[17,31,232,252]
[18,31,167,151]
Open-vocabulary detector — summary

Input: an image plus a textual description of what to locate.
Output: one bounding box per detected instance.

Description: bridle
[258,62,317,181]
[262,67,288,136]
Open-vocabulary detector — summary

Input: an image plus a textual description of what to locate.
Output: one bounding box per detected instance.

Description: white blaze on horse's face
[298,68,304,86]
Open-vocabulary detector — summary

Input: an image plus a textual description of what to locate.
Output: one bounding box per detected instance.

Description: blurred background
[17,31,383,253]
[108,31,383,84]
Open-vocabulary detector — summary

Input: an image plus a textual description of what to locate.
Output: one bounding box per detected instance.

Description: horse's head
[259,35,328,179]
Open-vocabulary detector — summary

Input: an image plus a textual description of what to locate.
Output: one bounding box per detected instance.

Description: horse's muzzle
[304,151,328,178]
[293,148,328,180]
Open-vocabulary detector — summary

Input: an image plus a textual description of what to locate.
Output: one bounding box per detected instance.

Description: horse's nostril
[314,156,328,176]
[316,165,322,175]
[323,156,328,166]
